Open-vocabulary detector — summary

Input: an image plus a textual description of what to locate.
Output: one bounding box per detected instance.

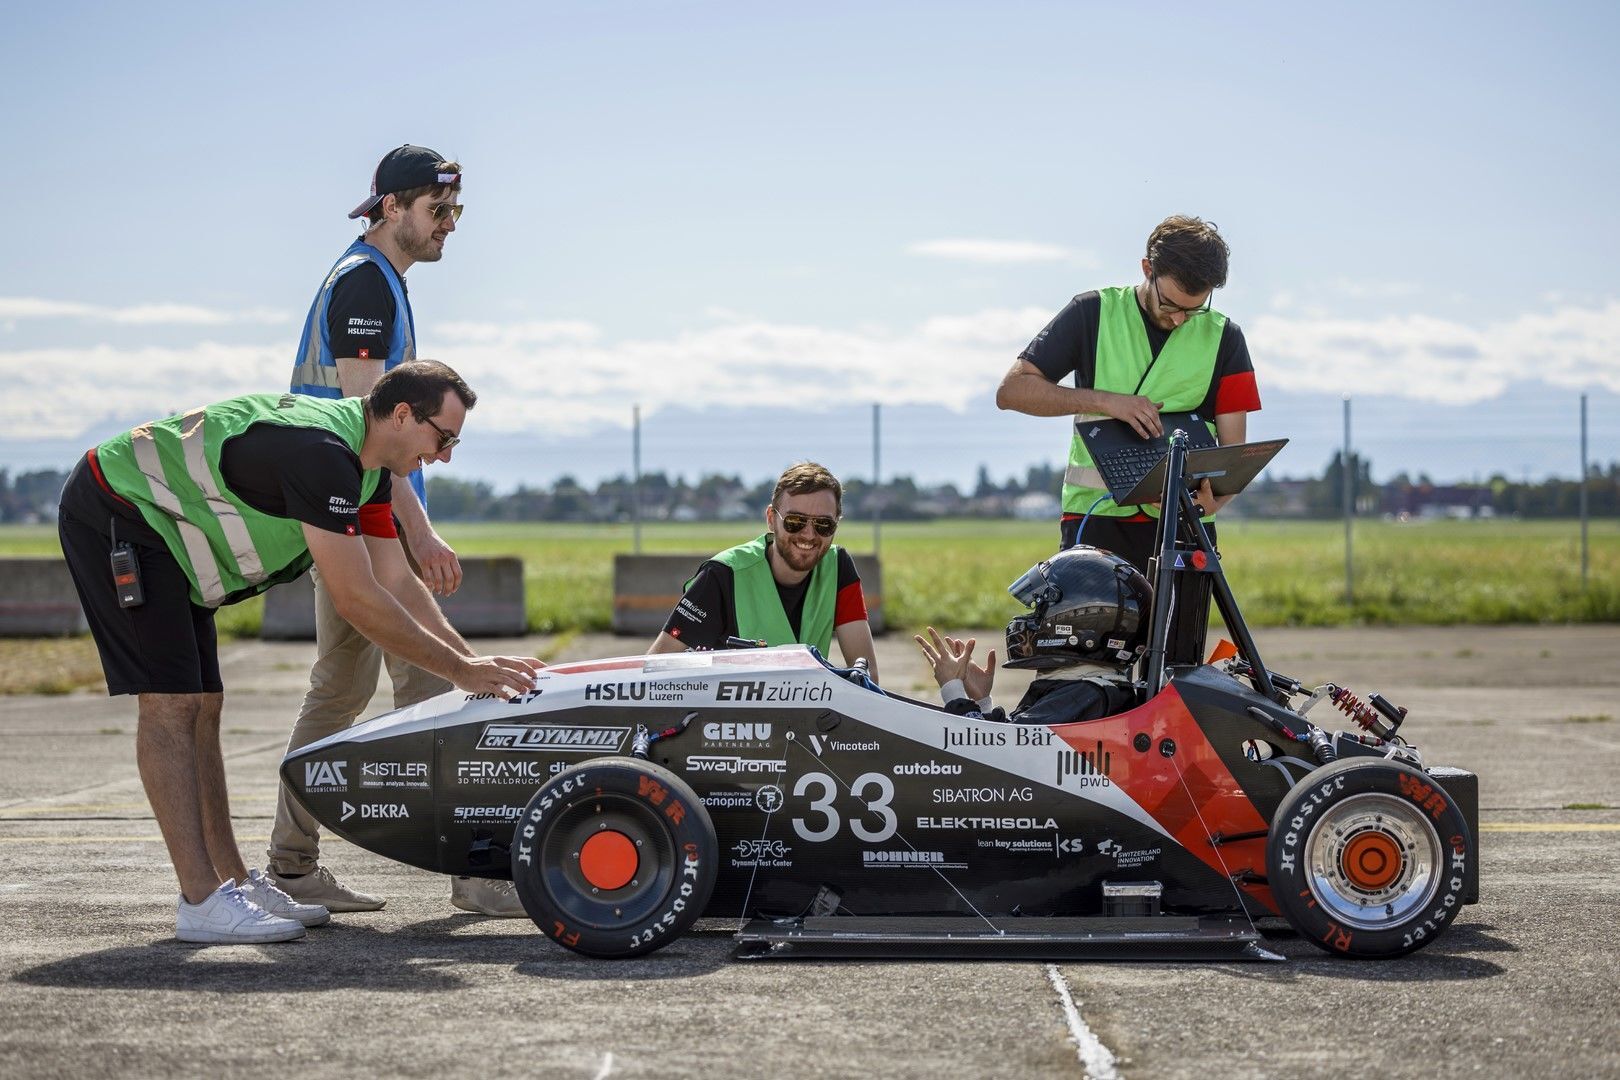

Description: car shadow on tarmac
[12,916,728,993]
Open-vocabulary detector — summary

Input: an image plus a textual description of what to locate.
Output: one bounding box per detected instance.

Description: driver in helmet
[914,546,1152,724]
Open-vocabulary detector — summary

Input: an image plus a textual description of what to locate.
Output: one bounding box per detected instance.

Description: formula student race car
[283,436,1479,962]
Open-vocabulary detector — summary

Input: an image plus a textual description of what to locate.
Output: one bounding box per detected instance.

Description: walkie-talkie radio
[109,519,144,608]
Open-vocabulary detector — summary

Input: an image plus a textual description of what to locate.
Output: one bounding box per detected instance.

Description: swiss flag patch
[357,348,370,359]
[345,524,357,535]
[669,627,681,639]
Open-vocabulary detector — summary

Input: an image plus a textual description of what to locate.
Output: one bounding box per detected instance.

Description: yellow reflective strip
[130,424,227,605]
[176,411,265,584]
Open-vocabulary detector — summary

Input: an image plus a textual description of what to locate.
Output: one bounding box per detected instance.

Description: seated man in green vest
[995,215,1264,666]
[56,360,544,945]
[648,462,879,682]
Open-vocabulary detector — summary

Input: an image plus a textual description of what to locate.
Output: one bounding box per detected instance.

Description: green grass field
[5,517,1617,637]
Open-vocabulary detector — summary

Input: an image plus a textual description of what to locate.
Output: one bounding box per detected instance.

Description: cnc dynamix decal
[476,724,630,753]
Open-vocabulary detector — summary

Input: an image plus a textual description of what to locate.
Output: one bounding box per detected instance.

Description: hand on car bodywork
[455,655,547,700]
[915,626,996,701]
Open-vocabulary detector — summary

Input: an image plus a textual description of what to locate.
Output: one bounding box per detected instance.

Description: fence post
[1580,392,1589,588]
[1343,397,1354,607]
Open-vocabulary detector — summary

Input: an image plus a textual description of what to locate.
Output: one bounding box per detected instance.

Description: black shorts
[57,455,222,696]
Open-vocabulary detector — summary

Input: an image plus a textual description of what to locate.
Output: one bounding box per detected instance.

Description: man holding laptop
[995,215,1264,664]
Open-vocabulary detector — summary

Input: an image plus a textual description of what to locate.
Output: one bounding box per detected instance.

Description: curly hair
[1145,215,1230,294]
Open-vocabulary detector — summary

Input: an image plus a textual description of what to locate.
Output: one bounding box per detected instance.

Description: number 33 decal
[791,771,898,843]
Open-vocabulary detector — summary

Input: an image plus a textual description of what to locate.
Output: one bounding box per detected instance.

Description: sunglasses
[778,511,838,538]
[428,202,464,223]
[420,414,461,452]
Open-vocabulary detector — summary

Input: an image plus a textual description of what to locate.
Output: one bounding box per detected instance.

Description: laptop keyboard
[1095,445,1168,498]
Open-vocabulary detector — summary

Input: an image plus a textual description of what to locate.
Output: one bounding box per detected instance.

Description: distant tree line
[2,457,1617,524]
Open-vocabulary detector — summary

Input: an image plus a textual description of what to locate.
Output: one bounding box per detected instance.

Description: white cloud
[907,238,1087,264]
[1250,301,1620,403]
[0,296,288,326]
[7,299,1618,443]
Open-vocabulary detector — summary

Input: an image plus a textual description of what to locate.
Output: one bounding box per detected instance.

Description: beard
[773,532,826,574]
[396,216,445,263]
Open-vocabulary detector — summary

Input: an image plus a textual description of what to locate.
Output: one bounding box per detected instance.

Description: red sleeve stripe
[359,503,398,538]
[834,581,868,627]
[1215,370,1261,415]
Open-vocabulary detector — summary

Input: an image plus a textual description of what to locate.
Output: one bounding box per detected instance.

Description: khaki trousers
[267,566,450,874]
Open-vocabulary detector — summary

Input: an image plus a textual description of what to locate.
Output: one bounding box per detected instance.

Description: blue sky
[3,1,1617,492]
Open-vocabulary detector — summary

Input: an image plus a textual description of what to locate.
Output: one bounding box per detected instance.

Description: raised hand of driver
[454,655,547,700]
[1098,392,1165,439]
[410,529,463,597]
[947,636,997,702]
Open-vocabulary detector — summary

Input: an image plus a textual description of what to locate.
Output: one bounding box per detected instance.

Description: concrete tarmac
[2,626,1617,1079]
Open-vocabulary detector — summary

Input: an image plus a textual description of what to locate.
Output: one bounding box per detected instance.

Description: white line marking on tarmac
[1045,963,1119,1080]
[592,1051,615,1079]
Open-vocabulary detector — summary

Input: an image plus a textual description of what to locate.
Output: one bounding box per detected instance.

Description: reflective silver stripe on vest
[174,409,266,586]
[129,420,227,606]
[290,254,369,392]
[1064,464,1108,490]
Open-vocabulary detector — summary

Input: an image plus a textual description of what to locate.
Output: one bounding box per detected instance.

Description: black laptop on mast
[1075,410,1288,506]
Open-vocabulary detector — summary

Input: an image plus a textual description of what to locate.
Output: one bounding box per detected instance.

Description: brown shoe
[451,876,526,917]
[267,866,386,913]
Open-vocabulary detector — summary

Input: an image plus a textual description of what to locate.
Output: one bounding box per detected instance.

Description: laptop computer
[1075,411,1288,505]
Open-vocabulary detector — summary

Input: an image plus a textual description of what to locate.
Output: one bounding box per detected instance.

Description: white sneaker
[241,868,331,927]
[176,880,306,944]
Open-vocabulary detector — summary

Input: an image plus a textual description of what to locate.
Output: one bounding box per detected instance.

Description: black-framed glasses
[420,414,461,452]
[1151,275,1211,317]
[778,511,838,538]
[428,202,464,223]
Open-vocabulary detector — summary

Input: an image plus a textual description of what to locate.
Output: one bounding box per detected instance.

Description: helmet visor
[1006,562,1053,608]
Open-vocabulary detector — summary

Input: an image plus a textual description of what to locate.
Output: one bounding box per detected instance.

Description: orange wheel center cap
[579,830,638,891]
[1342,832,1402,891]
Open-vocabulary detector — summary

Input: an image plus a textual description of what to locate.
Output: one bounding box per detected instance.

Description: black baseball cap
[348,145,461,220]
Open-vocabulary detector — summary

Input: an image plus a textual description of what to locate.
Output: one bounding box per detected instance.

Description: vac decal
[477,724,629,753]
[304,761,347,793]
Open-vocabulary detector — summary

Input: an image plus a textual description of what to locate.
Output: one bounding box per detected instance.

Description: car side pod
[733,915,1284,962]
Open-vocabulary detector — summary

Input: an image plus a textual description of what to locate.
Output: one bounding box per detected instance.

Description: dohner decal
[684,756,788,775]
[304,760,347,792]
[716,680,831,703]
[1057,740,1112,786]
[862,850,967,870]
[477,724,629,753]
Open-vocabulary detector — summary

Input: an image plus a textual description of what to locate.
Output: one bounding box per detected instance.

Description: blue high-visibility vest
[290,238,423,503]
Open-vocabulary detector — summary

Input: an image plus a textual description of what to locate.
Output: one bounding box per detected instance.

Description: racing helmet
[1003,545,1153,671]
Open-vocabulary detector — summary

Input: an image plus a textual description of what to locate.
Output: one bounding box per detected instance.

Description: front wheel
[1265,758,1473,959]
[511,758,718,958]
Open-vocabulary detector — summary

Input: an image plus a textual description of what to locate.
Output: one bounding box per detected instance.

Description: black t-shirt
[1018,290,1258,417]
[327,260,405,360]
[662,543,865,649]
[69,424,391,543]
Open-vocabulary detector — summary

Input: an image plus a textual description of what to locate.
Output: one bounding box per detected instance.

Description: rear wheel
[511,758,718,958]
[1265,758,1472,958]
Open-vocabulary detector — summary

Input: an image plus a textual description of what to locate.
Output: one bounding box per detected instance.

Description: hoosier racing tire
[511,758,718,959]
[1266,757,1473,959]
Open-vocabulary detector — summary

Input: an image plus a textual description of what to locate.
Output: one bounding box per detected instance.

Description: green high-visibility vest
[1062,285,1227,519]
[94,394,380,608]
[710,534,837,653]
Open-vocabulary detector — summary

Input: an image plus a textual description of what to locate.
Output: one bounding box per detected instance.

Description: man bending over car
[649,462,879,682]
[915,546,1150,723]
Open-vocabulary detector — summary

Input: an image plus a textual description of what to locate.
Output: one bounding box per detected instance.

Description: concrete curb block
[262,556,527,639]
